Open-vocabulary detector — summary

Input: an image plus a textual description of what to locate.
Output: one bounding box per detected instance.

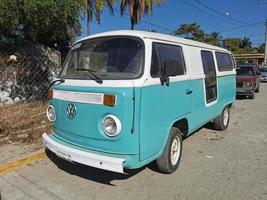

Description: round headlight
[46,105,56,122]
[102,115,121,137]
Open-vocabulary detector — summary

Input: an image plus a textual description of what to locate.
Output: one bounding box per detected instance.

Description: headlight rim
[46,105,56,122]
[102,114,122,137]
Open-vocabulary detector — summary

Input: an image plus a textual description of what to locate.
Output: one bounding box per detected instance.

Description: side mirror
[160,59,179,86]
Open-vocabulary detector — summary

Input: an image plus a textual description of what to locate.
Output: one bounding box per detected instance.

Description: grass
[0,101,51,145]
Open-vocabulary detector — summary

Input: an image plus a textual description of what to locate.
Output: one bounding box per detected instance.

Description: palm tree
[82,0,115,35]
[240,37,252,49]
[206,32,222,46]
[120,0,162,30]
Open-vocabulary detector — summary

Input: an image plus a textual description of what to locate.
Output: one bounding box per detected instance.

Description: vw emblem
[66,103,76,119]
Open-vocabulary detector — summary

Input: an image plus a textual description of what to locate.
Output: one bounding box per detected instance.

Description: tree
[173,23,205,42]
[240,37,252,49]
[120,0,162,30]
[223,38,242,52]
[82,0,115,35]
[258,43,265,53]
[205,32,222,47]
[0,0,83,53]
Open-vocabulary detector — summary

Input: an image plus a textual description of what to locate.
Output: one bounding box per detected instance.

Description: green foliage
[240,37,252,49]
[120,0,163,30]
[174,23,205,42]
[0,0,83,52]
[257,43,265,53]
[205,32,222,47]
[82,0,116,35]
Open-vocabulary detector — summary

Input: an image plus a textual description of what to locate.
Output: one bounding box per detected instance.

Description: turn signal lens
[47,89,53,100]
[103,94,116,106]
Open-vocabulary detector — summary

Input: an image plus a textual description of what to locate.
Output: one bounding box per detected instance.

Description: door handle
[185,89,193,95]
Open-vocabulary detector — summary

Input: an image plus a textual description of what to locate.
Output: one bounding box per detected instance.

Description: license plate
[55,150,72,162]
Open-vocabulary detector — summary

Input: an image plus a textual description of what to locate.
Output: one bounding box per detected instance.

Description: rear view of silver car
[260,68,267,82]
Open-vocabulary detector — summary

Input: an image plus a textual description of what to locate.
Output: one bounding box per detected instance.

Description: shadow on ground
[45,149,150,186]
[44,116,229,185]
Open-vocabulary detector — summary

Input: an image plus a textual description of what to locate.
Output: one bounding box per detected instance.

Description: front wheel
[156,127,183,174]
[214,106,230,131]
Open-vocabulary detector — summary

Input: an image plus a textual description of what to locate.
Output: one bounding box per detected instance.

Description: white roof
[76,30,229,53]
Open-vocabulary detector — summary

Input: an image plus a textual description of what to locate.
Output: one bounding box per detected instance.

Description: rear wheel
[214,106,230,131]
[156,127,182,174]
[249,92,255,99]
[255,87,260,93]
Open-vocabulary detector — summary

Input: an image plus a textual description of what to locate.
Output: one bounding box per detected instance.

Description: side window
[151,46,160,77]
[150,43,186,77]
[215,52,234,71]
[201,50,217,104]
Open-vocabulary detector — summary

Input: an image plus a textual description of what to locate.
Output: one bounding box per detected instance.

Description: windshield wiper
[75,68,103,84]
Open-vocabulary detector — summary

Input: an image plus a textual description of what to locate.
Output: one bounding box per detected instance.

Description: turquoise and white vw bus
[43,31,236,174]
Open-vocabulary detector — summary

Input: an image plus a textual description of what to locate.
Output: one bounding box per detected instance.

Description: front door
[139,42,192,161]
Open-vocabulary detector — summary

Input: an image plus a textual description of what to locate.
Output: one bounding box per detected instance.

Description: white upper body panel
[60,30,234,88]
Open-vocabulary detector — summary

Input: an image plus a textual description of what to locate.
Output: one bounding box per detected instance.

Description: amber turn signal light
[47,89,53,100]
[103,94,116,106]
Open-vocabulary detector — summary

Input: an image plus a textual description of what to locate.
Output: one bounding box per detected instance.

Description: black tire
[255,87,260,93]
[249,92,255,99]
[214,106,230,131]
[156,127,183,174]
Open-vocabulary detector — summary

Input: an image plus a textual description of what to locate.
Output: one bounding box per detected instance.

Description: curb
[0,150,46,176]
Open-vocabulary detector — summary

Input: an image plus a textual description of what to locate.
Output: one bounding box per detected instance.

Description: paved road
[1,84,267,200]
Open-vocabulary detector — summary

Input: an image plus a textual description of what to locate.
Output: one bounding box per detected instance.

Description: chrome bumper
[42,133,125,173]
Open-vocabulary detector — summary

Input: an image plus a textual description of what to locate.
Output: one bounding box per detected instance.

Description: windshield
[60,37,144,80]
[236,67,254,76]
[260,68,267,73]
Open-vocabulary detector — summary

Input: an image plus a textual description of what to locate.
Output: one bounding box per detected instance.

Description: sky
[78,0,267,46]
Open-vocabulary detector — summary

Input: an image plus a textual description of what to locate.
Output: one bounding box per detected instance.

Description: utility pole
[264,18,267,65]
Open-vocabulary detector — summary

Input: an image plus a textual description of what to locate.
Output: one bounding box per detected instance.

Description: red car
[236,65,261,99]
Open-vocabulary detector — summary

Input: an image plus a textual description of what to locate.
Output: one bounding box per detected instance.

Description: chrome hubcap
[223,109,229,126]
[170,136,181,165]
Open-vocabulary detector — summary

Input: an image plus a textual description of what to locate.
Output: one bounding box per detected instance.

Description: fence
[0,55,61,145]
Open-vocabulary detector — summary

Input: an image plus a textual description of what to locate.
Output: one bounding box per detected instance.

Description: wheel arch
[172,118,189,139]
[157,117,189,159]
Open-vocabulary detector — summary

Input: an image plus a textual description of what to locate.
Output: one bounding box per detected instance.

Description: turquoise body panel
[139,80,191,161]
[50,84,138,155]
[49,74,235,169]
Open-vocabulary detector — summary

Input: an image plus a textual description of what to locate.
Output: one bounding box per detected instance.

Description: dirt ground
[0,84,267,200]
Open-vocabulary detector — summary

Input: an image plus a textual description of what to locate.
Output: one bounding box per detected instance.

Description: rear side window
[215,52,233,71]
[150,43,186,77]
[201,50,217,104]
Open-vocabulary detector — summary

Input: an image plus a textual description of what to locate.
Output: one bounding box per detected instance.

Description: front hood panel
[50,84,139,154]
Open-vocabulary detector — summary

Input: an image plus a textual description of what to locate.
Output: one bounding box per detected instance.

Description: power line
[113,6,265,43]
[193,0,248,25]
[113,8,175,32]
[179,0,240,25]
[246,33,265,38]
[218,20,265,33]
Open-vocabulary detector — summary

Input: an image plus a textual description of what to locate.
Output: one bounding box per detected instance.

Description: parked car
[43,30,236,174]
[259,67,267,82]
[236,65,261,99]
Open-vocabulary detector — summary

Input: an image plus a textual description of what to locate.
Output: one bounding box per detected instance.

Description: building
[234,53,265,66]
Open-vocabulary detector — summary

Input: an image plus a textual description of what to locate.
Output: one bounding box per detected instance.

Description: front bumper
[42,133,126,173]
[261,77,267,82]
